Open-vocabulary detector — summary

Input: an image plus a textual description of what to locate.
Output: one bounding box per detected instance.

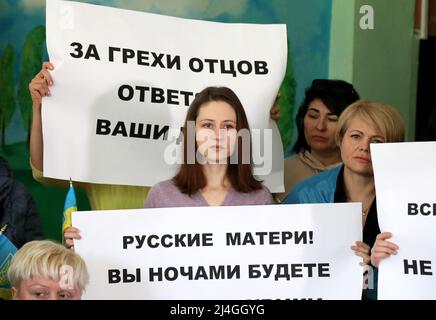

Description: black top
[0,157,43,248]
[333,166,380,248]
[334,166,380,300]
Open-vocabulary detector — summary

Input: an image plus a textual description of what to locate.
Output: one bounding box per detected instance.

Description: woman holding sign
[30,63,276,247]
[144,86,274,207]
[29,63,151,211]
[28,63,279,211]
[283,101,405,299]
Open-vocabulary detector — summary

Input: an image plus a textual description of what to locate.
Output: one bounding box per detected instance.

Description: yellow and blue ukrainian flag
[62,179,77,242]
[0,224,18,300]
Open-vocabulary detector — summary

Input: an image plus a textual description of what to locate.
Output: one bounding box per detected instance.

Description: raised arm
[29,62,54,171]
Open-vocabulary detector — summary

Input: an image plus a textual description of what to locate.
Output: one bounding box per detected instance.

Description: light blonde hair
[7,240,89,292]
[336,100,405,145]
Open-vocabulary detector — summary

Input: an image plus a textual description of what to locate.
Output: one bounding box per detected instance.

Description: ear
[11,287,18,300]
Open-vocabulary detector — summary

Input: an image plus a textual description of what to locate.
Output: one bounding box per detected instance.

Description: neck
[310,148,341,167]
[202,163,229,190]
[343,166,375,203]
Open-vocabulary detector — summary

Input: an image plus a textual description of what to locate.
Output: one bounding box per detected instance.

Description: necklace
[362,205,371,216]
[345,196,374,216]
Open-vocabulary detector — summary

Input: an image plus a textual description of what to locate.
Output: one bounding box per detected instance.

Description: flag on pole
[62,179,77,243]
[0,224,18,300]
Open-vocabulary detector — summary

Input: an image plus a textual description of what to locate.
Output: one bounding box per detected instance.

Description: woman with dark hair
[32,62,279,248]
[61,85,277,247]
[275,79,359,202]
[144,86,273,208]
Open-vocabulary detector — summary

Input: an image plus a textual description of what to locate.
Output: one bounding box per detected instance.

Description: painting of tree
[277,40,296,150]
[17,25,45,143]
[0,44,16,147]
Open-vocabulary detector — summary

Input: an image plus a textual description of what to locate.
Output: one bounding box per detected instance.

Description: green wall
[329,0,419,140]
[329,0,356,82]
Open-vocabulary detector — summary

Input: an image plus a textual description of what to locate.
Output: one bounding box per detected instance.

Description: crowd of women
[3,62,404,300]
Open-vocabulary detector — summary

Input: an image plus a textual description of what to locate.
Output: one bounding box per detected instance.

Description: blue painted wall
[0,0,332,150]
[0,0,332,240]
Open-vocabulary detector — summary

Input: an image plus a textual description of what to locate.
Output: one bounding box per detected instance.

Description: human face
[303,99,339,154]
[12,276,81,300]
[340,115,385,177]
[195,101,237,164]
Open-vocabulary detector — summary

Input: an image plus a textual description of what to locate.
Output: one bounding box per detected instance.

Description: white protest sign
[44,0,286,192]
[371,142,436,299]
[73,203,363,300]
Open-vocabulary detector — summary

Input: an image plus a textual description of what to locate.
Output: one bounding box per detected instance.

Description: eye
[32,290,48,299]
[350,133,360,140]
[223,124,235,129]
[371,138,384,144]
[201,122,213,129]
[59,291,73,300]
[306,111,319,119]
[327,115,338,122]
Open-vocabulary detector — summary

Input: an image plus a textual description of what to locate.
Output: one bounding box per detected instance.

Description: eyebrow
[28,284,49,289]
[198,119,236,123]
[59,289,76,294]
[307,108,337,116]
[349,129,384,138]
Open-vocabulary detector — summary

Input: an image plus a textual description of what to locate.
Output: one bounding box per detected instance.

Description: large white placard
[73,203,363,300]
[44,0,287,192]
[371,142,436,299]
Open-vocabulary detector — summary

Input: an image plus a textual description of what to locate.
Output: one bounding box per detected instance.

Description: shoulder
[252,185,273,199]
[284,165,342,204]
[281,153,316,200]
[5,178,33,204]
[144,179,183,208]
[0,178,38,229]
[297,165,342,188]
[283,154,303,169]
[148,179,179,196]
[284,154,300,164]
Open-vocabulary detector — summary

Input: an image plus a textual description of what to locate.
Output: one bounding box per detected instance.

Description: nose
[48,292,58,300]
[212,127,220,141]
[359,138,371,152]
[315,117,327,131]
[215,127,227,141]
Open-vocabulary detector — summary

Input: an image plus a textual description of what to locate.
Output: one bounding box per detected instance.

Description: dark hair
[293,79,360,153]
[173,86,262,195]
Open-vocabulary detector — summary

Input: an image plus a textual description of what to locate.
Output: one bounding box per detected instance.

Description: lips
[311,135,328,141]
[210,145,224,151]
[354,156,371,162]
